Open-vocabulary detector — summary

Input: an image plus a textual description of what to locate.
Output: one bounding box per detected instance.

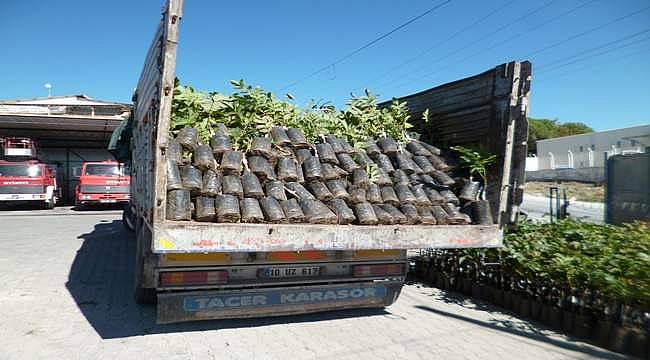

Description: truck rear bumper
[0,193,47,201]
[77,194,129,205]
[157,281,402,324]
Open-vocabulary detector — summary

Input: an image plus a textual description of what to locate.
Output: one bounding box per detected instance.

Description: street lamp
[44,83,52,97]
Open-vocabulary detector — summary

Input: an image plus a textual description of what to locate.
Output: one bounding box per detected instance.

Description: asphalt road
[0,210,624,359]
[521,195,604,223]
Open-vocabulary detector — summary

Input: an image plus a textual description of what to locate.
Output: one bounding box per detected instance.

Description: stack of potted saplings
[164,125,495,226]
[164,80,497,227]
[413,220,650,358]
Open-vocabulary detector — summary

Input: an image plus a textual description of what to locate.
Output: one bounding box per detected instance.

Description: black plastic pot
[425,265,436,283]
[608,325,632,355]
[594,319,615,348]
[510,293,522,313]
[436,277,445,290]
[428,271,438,285]
[503,290,513,310]
[461,278,472,295]
[541,304,563,329]
[471,283,487,301]
[519,298,532,318]
[414,259,428,278]
[562,310,575,335]
[572,313,595,340]
[530,300,542,321]
[490,287,505,307]
[443,277,451,290]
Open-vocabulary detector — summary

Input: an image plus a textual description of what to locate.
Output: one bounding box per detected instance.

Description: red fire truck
[75,160,130,208]
[0,160,58,208]
[0,137,57,209]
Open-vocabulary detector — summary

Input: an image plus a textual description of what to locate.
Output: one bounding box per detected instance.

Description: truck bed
[153,221,501,253]
[131,0,530,254]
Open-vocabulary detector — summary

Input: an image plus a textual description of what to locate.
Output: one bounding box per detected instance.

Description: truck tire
[135,287,157,305]
[122,205,135,232]
[44,196,55,210]
[134,217,157,305]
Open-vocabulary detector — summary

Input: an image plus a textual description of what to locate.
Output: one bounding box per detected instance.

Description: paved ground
[0,210,627,359]
[521,195,604,223]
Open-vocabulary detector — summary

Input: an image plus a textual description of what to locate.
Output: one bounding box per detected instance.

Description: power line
[382,2,650,96]
[404,0,599,82]
[357,0,517,90]
[277,0,453,91]
[536,27,650,71]
[536,33,650,74]
[525,4,650,57]
[373,0,556,92]
[534,46,650,83]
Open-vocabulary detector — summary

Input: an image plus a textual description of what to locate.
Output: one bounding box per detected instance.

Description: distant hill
[527,118,593,155]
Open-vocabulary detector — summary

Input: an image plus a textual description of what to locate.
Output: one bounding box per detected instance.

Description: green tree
[527,118,593,155]
[556,122,593,137]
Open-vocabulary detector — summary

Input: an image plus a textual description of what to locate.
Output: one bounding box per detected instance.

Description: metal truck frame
[127,0,530,323]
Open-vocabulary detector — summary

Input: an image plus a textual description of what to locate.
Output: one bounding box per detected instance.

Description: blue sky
[1,0,649,131]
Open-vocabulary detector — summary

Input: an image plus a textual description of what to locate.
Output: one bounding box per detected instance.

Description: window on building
[590,144,595,150]
[616,141,621,147]
[579,146,583,152]
[631,140,637,146]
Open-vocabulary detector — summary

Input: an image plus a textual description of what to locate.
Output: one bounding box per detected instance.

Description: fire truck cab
[0,160,58,209]
[75,160,130,208]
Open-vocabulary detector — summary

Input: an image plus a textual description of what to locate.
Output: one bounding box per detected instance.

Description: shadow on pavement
[414,305,626,359]
[407,280,496,312]
[0,203,51,211]
[66,220,388,339]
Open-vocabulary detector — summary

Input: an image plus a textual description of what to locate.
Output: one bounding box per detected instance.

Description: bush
[503,220,650,308]
[421,220,650,325]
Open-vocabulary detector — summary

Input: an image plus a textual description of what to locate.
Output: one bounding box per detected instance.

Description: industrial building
[0,95,130,204]
[535,124,650,169]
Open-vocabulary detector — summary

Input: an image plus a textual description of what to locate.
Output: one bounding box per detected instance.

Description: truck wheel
[122,205,135,232]
[75,200,85,211]
[44,196,55,210]
[134,217,157,305]
[134,287,157,304]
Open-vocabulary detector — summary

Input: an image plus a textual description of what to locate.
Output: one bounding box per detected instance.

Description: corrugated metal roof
[0,95,129,107]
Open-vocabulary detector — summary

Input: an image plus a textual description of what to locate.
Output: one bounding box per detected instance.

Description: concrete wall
[536,124,650,170]
[526,167,604,184]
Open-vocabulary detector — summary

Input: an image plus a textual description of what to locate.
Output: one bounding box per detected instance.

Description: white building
[536,124,650,170]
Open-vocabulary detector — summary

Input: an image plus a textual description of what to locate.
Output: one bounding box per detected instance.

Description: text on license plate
[100,199,117,203]
[262,266,321,278]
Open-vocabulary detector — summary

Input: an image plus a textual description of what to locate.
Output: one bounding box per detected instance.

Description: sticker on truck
[183,285,386,311]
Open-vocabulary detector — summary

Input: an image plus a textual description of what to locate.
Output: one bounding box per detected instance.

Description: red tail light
[160,270,228,286]
[353,263,404,277]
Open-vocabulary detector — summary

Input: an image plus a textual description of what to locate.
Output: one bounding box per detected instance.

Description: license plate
[261,266,322,278]
[99,199,117,203]
[11,195,20,199]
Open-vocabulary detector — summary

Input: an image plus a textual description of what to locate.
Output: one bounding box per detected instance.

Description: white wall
[525,156,539,171]
[536,124,650,170]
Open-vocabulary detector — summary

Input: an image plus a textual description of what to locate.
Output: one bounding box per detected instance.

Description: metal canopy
[0,113,125,148]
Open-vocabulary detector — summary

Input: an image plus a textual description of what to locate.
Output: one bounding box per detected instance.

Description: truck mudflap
[157,281,402,324]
